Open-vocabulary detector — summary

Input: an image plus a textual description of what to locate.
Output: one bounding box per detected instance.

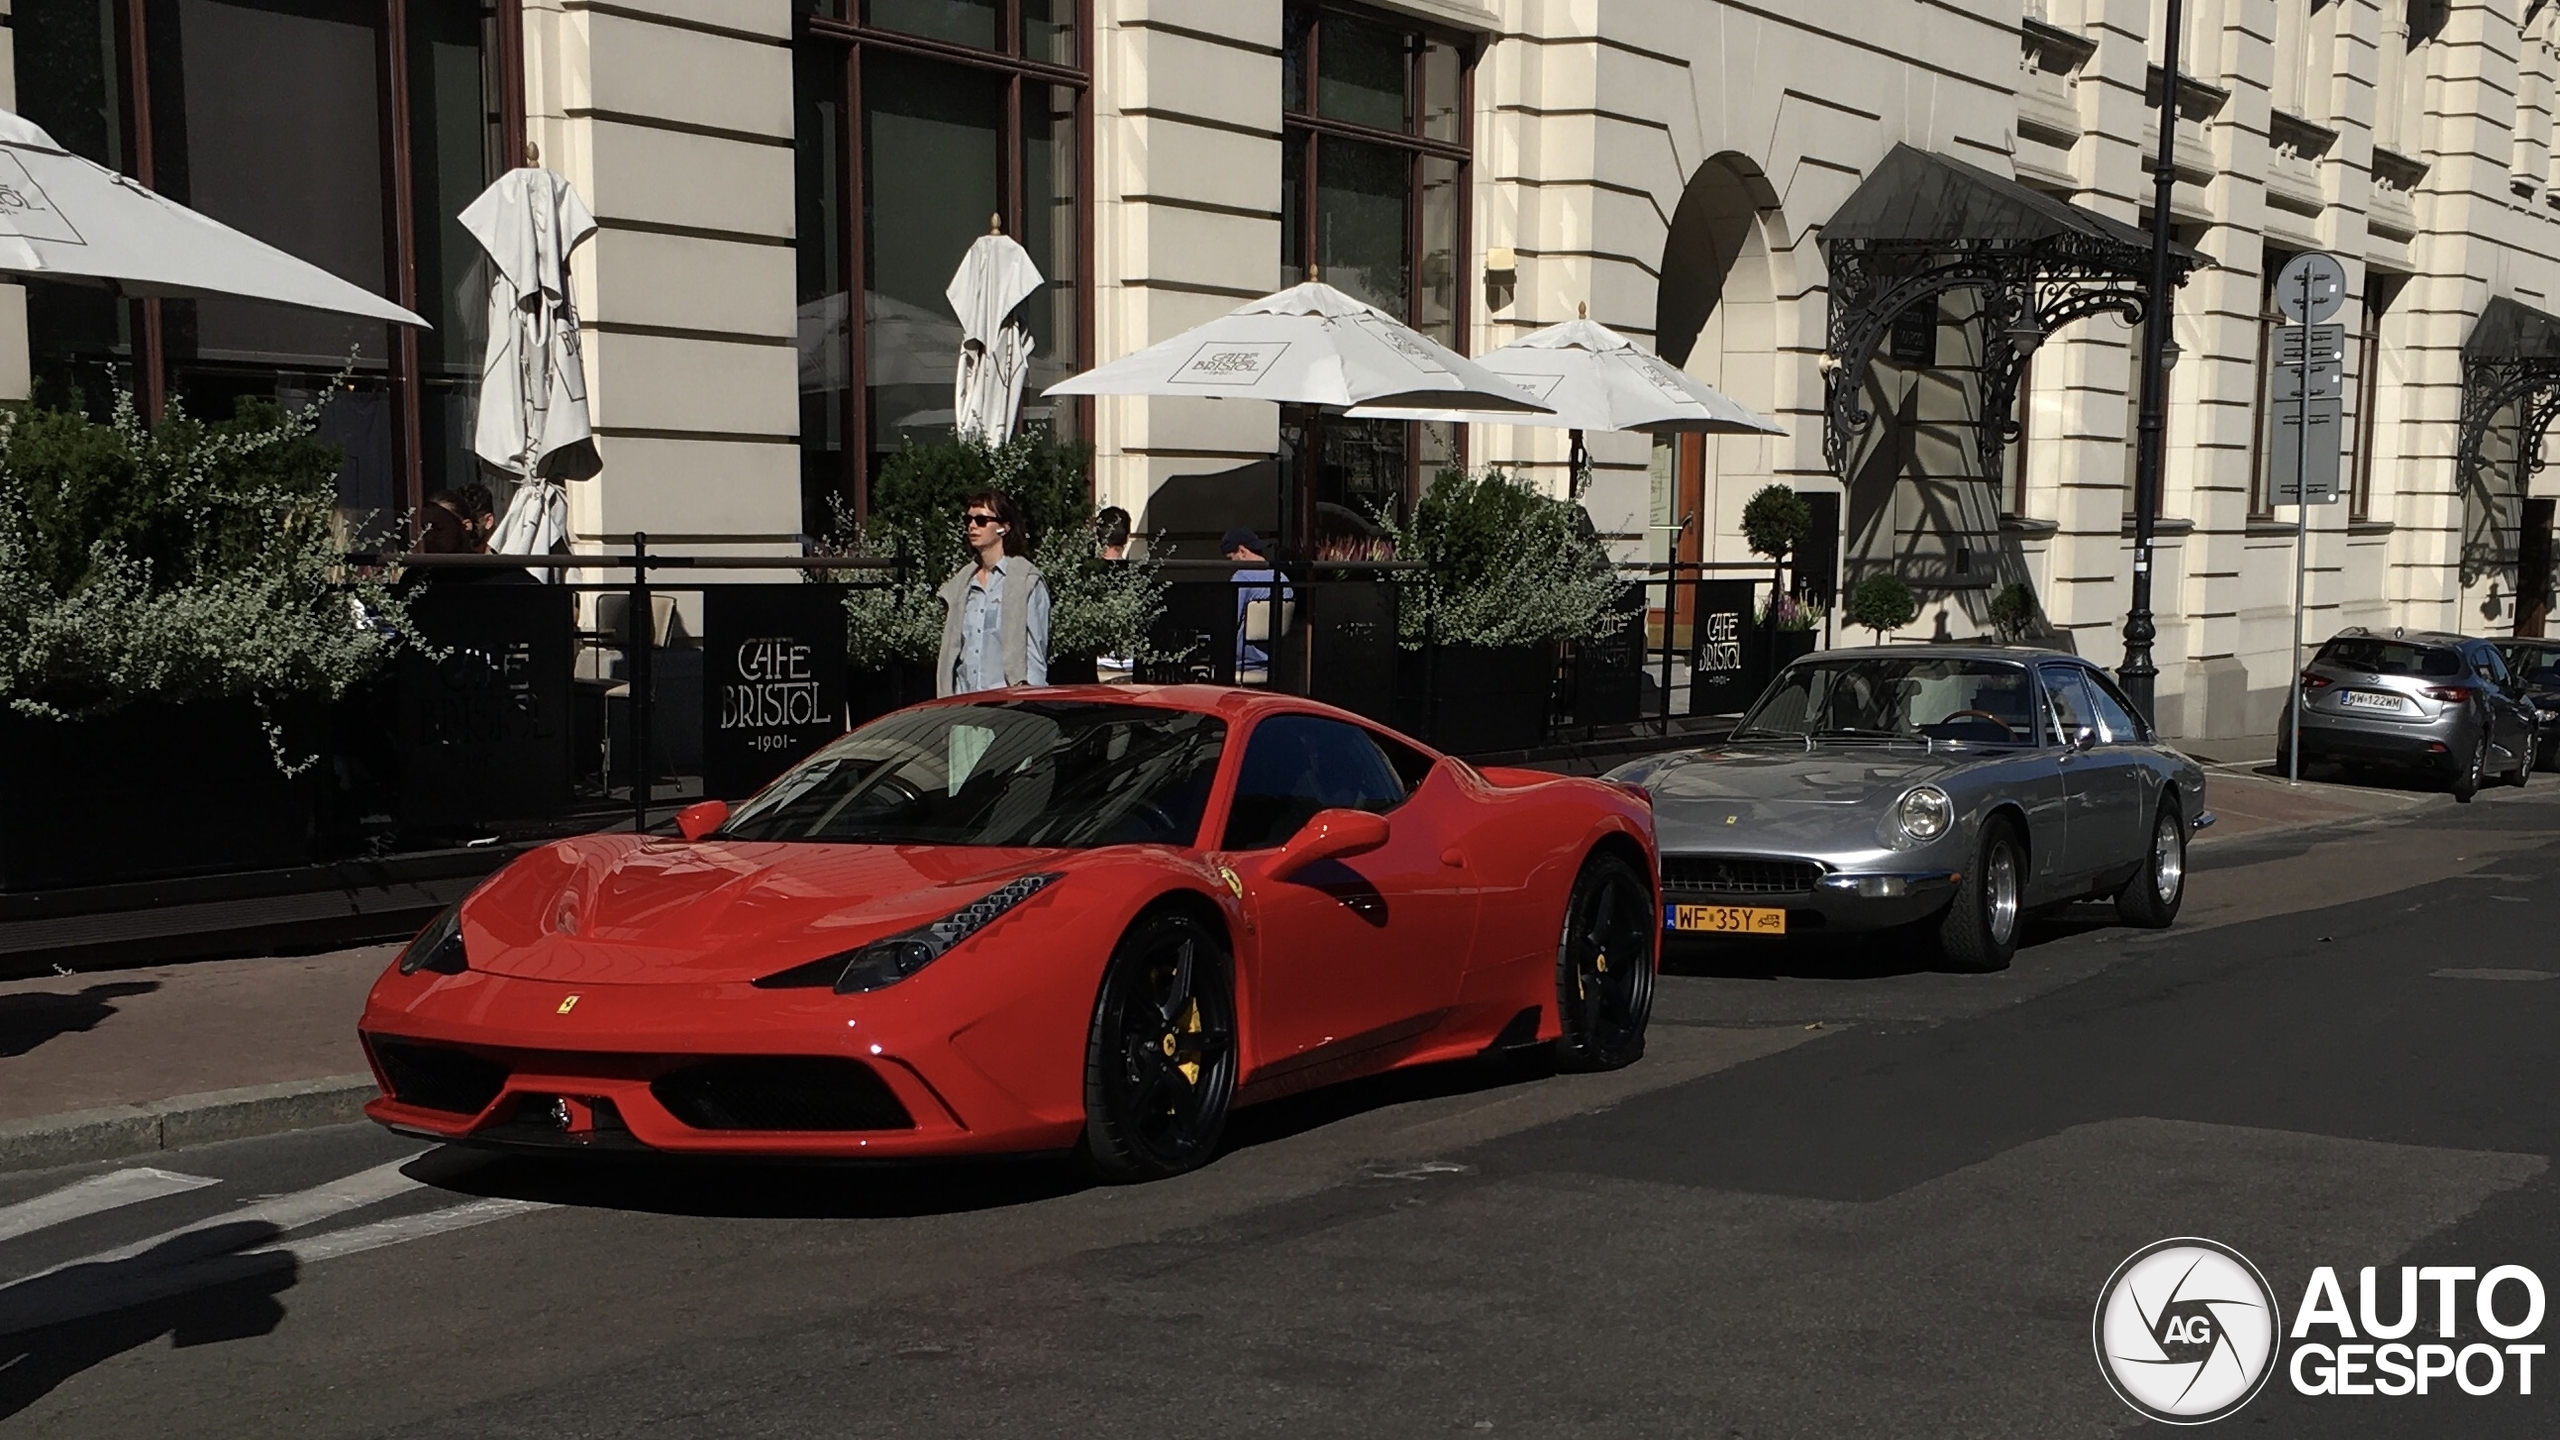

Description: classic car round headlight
[1894,785,1953,842]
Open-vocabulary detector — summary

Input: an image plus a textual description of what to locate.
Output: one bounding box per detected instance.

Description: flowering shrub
[0,394,404,751]
[1758,591,1824,633]
[831,433,1162,669]
[1381,467,1627,649]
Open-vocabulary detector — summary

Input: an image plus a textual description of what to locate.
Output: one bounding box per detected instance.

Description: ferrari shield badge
[1218,865,1243,898]
[557,994,580,1015]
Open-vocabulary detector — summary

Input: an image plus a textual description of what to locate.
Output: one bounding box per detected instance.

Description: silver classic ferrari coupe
[1605,646,2212,971]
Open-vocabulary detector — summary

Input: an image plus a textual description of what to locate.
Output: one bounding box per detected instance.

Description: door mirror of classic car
[676,799,729,843]
[1269,808,1393,881]
[2071,726,2099,752]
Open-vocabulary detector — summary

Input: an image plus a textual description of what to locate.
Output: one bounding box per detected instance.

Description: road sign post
[2274,252,2348,785]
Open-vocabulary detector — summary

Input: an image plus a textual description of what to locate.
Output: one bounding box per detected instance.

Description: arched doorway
[1654,154,1792,586]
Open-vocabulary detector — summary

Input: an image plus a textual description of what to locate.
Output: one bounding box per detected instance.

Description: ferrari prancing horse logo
[557,995,580,1015]
[1218,865,1243,898]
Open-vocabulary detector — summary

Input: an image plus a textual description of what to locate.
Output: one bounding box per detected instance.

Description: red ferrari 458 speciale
[360,685,1658,1180]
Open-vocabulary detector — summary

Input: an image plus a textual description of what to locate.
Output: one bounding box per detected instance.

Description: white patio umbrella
[1044,281,1554,415]
[462,166,600,576]
[946,225,1044,443]
[1346,311,1781,483]
[0,109,424,325]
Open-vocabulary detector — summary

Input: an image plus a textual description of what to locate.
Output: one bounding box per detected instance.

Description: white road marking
[249,1196,555,1265]
[9,1156,424,1283]
[0,1163,553,1338]
[0,1169,219,1246]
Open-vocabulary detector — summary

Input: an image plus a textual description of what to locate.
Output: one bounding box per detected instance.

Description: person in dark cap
[1221,527,1288,678]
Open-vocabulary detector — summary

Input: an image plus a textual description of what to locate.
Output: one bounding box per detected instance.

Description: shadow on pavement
[407,1145,1093,1221]
[0,981,162,1059]
[1659,903,2135,982]
[0,1222,294,1421]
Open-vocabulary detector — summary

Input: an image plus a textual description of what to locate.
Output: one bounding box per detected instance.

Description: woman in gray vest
[937,489,1051,695]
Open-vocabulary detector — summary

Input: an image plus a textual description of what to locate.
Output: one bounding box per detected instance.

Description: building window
[2246,254,2296,520]
[16,0,522,541]
[794,0,1089,537]
[1280,2,1471,547]
[2350,273,2399,522]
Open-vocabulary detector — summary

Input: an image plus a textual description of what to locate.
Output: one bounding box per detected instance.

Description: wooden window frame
[798,0,1097,526]
[1282,2,1475,530]
[92,0,525,539]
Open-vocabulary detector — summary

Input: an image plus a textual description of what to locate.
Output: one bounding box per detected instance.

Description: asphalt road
[5,783,2558,1437]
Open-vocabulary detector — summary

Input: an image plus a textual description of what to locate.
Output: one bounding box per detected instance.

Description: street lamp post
[2122,0,2183,722]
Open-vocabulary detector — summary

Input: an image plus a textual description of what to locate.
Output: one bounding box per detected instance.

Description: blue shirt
[1231,565,1288,672]
[954,557,1051,694]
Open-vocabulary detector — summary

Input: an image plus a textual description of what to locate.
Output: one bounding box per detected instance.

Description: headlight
[396,903,468,975]
[756,872,1061,995]
[1893,786,1953,843]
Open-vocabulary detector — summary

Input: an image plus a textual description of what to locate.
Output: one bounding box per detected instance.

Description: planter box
[1405,641,1557,755]
[0,700,324,892]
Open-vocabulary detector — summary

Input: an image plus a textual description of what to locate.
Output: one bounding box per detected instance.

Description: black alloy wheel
[1554,850,1656,1072]
[1082,910,1237,1183]
[2114,801,2186,929]
[1938,817,2024,973]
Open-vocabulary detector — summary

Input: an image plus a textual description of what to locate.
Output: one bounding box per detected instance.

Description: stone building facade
[8,0,2559,738]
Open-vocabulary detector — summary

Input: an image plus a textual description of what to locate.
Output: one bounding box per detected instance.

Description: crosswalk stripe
[0,1168,219,1246]
[250,1197,556,1265]
[0,1169,551,1339]
[8,1155,425,1284]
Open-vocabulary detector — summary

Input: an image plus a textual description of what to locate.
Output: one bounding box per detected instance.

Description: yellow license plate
[1667,904,1787,935]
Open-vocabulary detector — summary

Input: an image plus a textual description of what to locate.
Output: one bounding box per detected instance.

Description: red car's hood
[458,835,1082,985]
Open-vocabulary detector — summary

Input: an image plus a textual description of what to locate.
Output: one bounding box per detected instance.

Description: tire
[1938,817,2025,973]
[1553,849,1656,1072]
[2114,801,2187,929]
[2451,737,2486,804]
[1081,909,1237,1183]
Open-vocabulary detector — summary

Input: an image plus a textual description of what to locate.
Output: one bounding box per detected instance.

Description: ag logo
[2094,1238,2281,1424]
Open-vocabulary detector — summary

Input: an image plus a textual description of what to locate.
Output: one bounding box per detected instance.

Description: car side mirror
[1269,808,1391,881]
[2071,726,2098,752]
[676,799,729,842]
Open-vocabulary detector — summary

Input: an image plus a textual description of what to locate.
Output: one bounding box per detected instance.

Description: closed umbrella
[1346,311,1781,484]
[1044,281,1553,415]
[0,109,424,324]
[946,224,1045,443]
[461,166,600,575]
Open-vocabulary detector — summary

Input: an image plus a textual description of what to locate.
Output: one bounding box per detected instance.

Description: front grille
[651,1056,916,1132]
[1661,855,1824,896]
[368,1036,510,1116]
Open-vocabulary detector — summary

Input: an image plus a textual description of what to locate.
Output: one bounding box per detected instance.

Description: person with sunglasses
[936,489,1051,695]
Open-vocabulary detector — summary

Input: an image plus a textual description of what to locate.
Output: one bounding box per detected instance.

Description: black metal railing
[346,545,1820,846]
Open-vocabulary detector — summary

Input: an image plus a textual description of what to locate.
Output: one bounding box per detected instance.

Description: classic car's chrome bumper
[1660,854,1964,934]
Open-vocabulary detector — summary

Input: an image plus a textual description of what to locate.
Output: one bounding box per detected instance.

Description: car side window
[2040,666,2096,746]
[2472,645,2511,686]
[1221,715,1410,851]
[2079,668,2148,745]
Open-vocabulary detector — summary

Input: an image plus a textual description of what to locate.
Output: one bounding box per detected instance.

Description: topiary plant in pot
[1845,571,1918,644]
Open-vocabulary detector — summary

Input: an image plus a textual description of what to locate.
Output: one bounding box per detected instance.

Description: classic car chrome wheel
[1984,845,2020,946]
[2115,803,2186,928]
[1082,910,1236,1182]
[1938,818,2023,973]
[1554,850,1655,1072]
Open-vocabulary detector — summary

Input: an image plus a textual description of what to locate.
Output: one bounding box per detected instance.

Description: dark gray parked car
[2276,629,2536,800]
[2491,638,2560,770]
[1605,647,2211,972]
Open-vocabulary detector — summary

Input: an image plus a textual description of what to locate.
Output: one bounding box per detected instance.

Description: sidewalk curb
[0,1074,376,1175]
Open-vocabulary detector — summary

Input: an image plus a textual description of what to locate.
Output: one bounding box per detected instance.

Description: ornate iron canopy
[1819,145,2199,481]
[2458,296,2560,502]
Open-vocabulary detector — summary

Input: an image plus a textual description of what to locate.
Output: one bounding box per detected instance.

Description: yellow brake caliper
[1174,998,1203,1085]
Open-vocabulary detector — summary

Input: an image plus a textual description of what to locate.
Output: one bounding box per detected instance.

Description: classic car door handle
[1441,847,1466,868]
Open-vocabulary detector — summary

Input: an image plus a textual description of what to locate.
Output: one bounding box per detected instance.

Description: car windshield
[2316,637,2462,678]
[1734,657,2040,745]
[716,701,1226,848]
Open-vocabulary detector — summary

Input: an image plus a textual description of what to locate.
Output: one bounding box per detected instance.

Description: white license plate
[2339,690,2407,712]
